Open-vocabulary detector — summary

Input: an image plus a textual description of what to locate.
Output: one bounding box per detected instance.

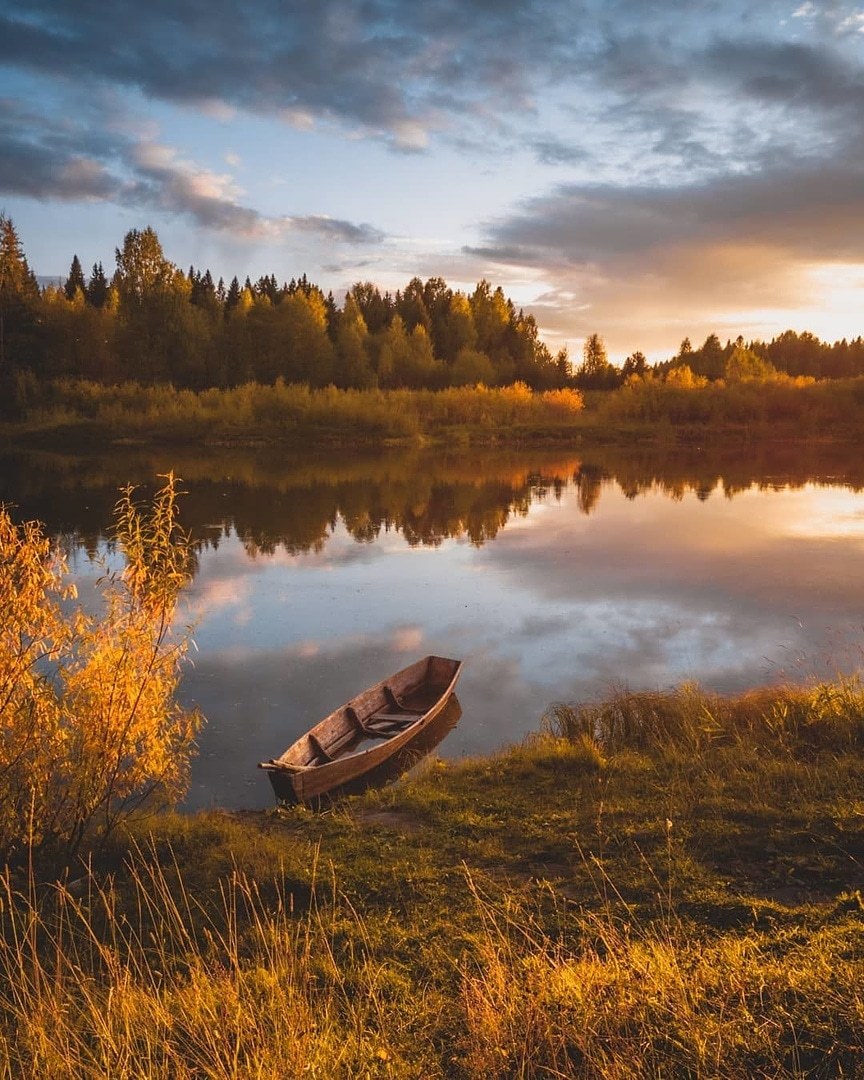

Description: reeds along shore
[2,681,863,1078]
[6,373,864,445]
[6,379,585,444]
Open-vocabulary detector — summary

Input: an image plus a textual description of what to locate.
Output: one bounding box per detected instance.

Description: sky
[1,0,863,361]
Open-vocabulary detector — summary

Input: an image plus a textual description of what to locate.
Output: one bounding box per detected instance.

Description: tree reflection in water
[4,441,864,568]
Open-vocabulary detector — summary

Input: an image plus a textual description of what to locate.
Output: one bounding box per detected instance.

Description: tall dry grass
[459,874,864,1078]
[543,679,864,756]
[0,849,429,1079]
[23,379,584,443]
[594,372,864,435]
[1,844,862,1078]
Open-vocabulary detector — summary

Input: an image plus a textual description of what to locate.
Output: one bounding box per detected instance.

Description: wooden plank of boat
[258,655,463,803]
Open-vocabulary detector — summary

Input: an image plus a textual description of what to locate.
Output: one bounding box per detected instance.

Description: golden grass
[1,850,862,1079]
[2,679,864,1076]
[21,379,585,445]
[543,678,864,755]
[11,373,864,449]
[593,372,864,438]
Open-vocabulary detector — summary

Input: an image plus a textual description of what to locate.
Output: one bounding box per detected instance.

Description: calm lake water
[3,441,864,810]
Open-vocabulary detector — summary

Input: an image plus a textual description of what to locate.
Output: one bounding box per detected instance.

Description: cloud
[0,1,765,151]
[0,100,117,200]
[457,23,864,353]
[126,141,269,235]
[3,2,863,164]
[531,138,591,167]
[0,99,385,242]
[791,1,864,36]
[4,4,864,180]
[702,37,864,119]
[0,2,445,149]
[287,215,385,245]
[478,161,864,267]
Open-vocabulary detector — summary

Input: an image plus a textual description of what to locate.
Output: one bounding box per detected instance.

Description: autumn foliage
[0,474,200,855]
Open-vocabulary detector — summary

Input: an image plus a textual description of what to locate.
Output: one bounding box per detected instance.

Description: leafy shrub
[0,474,201,856]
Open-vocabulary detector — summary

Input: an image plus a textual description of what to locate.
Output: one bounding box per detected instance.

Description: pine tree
[225,276,241,315]
[86,262,109,308]
[64,254,86,300]
[0,214,34,297]
[575,333,620,390]
[0,214,40,381]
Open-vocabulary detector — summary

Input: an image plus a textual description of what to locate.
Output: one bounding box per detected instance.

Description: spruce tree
[64,254,86,300]
[0,214,34,297]
[86,262,109,308]
[225,276,241,315]
[0,214,39,380]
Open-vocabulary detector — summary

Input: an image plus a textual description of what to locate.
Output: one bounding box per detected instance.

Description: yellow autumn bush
[0,474,201,855]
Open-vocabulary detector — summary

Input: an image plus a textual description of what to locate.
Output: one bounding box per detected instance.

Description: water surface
[2,442,863,809]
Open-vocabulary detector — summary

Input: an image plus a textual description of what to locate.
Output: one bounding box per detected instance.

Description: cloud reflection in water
[179,478,864,809]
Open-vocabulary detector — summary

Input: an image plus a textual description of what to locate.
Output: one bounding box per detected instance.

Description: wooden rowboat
[258,655,463,803]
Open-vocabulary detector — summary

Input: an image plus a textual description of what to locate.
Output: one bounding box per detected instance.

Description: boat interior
[304,683,434,765]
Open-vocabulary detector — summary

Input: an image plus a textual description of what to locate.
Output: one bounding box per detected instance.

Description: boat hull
[259,655,463,803]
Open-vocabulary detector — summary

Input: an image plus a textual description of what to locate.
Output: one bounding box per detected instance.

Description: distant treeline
[1,214,862,418]
[657,331,864,383]
[0,218,569,414]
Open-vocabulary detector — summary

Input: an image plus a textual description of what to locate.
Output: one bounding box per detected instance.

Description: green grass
[2,680,864,1077]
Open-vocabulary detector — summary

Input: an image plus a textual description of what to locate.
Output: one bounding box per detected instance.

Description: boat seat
[345,706,367,734]
[307,733,334,763]
[383,685,425,714]
[367,710,419,725]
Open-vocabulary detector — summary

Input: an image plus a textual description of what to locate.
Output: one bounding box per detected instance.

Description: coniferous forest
[2,215,864,422]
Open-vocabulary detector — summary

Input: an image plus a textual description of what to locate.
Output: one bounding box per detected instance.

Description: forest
[2,214,864,419]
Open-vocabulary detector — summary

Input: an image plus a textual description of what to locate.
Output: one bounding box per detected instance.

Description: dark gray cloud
[3,1,863,169]
[531,138,591,167]
[580,29,864,179]
[0,100,117,199]
[10,0,851,151]
[0,0,586,148]
[475,159,864,268]
[0,109,269,232]
[705,38,864,114]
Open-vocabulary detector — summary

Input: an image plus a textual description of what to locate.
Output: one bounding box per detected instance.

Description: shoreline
[3,417,863,452]
[3,376,864,452]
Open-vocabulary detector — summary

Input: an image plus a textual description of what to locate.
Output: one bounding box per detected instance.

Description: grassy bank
[4,379,585,448]
[2,680,864,1077]
[5,375,864,448]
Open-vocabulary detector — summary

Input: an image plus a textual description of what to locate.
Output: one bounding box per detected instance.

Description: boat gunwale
[259,655,462,801]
